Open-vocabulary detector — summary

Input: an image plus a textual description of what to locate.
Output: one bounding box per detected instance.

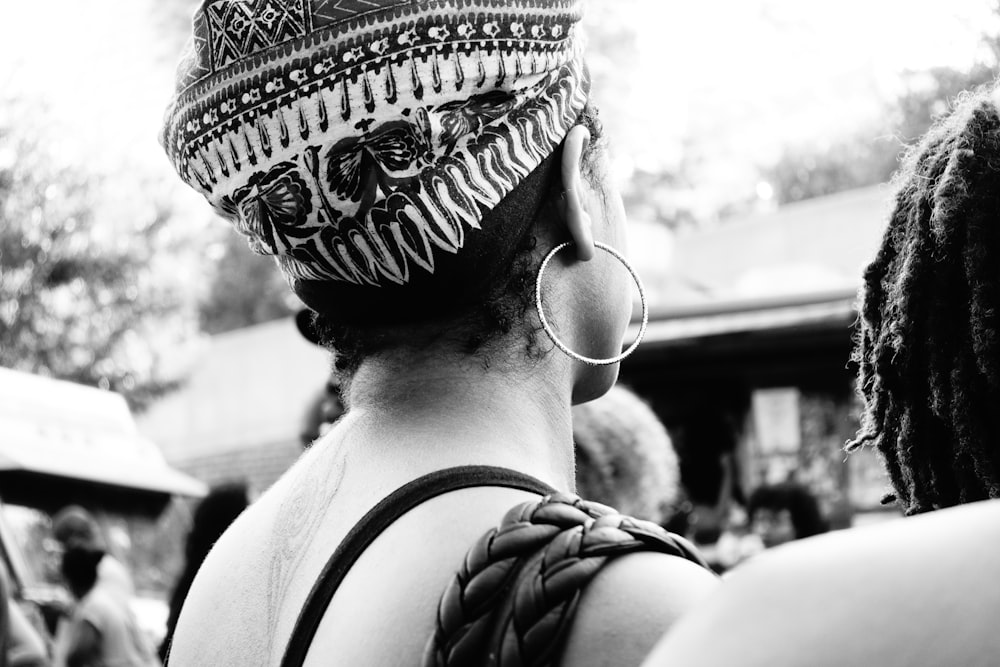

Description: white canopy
[0,367,205,498]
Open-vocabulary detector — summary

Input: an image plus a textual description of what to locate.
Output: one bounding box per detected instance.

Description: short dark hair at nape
[313,103,608,378]
[848,82,1000,514]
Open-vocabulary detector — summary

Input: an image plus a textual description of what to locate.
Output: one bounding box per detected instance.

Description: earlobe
[560,125,595,261]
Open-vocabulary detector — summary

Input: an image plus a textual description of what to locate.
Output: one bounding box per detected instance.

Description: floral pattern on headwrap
[162,0,589,289]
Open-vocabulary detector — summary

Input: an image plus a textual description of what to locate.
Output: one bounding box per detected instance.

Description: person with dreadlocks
[847,85,1000,513]
[160,2,717,665]
[641,82,1000,667]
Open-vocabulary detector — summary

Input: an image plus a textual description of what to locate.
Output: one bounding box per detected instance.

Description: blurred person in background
[158,484,249,662]
[642,80,1000,667]
[747,482,828,548]
[51,507,134,667]
[572,384,680,522]
[298,379,345,449]
[666,413,749,572]
[159,1,716,664]
[0,566,49,667]
[51,508,132,599]
[59,546,158,667]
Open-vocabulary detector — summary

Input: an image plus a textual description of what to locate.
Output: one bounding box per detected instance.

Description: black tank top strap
[280,465,556,667]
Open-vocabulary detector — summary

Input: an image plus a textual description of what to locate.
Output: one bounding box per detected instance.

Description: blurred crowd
[2,484,249,667]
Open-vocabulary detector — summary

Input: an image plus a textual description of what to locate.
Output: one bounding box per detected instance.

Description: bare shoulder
[642,500,1000,667]
[166,481,289,666]
[169,445,343,666]
[559,550,720,667]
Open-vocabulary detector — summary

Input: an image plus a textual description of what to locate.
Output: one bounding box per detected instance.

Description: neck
[338,344,576,492]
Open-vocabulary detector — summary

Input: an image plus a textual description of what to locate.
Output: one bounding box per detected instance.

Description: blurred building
[0,367,204,516]
[136,185,893,525]
[0,368,206,631]
[621,185,893,527]
[135,318,331,496]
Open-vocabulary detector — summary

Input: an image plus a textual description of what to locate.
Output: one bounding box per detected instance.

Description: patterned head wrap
[162,0,589,323]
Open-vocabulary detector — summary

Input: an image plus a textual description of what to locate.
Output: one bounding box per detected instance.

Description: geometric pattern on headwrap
[162,0,589,288]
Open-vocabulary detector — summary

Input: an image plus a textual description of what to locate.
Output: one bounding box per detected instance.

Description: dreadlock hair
[848,81,1000,516]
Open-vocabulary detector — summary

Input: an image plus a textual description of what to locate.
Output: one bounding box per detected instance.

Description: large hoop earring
[534,241,649,366]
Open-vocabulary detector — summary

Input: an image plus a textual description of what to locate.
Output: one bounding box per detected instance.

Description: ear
[560,124,595,261]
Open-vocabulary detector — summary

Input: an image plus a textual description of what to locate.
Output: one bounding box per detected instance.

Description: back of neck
[340,348,576,491]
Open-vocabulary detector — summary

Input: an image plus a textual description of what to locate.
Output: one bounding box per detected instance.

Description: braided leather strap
[422,493,709,667]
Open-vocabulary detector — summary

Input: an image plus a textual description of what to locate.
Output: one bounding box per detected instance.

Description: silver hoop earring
[534,241,649,366]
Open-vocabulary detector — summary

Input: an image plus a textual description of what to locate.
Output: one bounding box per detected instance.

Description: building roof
[627,289,857,347]
[135,317,331,464]
[0,368,205,511]
[630,185,890,343]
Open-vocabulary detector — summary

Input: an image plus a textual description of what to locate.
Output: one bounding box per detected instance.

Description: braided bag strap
[421,493,709,667]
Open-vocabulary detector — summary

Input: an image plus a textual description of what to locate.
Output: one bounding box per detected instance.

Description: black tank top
[279,465,556,667]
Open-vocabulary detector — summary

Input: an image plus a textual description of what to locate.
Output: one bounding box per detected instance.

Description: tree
[198,226,300,335]
[0,101,195,410]
[583,1,700,228]
[140,0,296,335]
[765,64,998,205]
[764,131,899,205]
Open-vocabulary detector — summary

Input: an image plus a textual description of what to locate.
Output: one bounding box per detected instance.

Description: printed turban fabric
[162,0,589,318]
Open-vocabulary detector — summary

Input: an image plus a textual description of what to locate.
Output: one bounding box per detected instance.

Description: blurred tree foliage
[198,226,299,335]
[584,0,700,230]
[144,0,297,335]
[765,63,998,204]
[0,102,193,410]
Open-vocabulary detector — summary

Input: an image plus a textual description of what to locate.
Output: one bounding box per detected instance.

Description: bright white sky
[1,0,996,219]
[585,0,999,204]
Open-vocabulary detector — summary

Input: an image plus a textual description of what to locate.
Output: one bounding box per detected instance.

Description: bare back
[167,417,718,667]
[166,435,550,666]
